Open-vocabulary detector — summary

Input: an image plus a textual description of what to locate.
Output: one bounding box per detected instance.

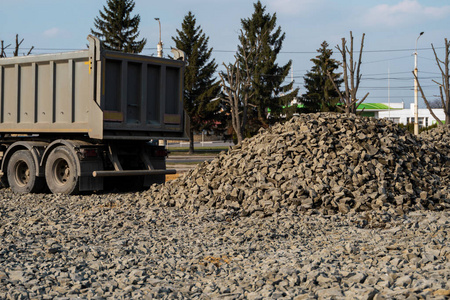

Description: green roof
[269,102,400,113]
[357,103,394,110]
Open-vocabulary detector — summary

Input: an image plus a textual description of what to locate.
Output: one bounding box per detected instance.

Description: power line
[278,75,439,81]
[417,55,437,61]
[363,55,411,64]
[363,71,440,76]
[18,45,445,54]
[359,85,435,89]
[361,76,438,80]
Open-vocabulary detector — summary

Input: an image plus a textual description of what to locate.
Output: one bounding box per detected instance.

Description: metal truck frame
[0,36,187,194]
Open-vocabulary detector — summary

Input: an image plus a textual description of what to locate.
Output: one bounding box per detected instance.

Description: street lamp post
[414,32,424,135]
[155,18,163,58]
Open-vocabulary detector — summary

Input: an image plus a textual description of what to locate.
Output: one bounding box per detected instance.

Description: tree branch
[26,46,34,56]
[355,33,365,93]
[1,41,11,58]
[13,34,24,57]
[327,71,345,105]
[356,93,369,110]
[413,71,443,125]
[432,43,445,75]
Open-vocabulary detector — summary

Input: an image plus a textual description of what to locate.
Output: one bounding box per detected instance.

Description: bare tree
[219,28,259,144]
[0,34,34,58]
[414,38,449,125]
[328,31,369,114]
[1,40,10,58]
[13,34,25,57]
[219,57,252,144]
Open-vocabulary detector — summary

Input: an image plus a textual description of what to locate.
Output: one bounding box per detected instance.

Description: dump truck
[0,36,187,194]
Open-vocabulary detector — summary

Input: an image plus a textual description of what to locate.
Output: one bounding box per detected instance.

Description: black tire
[7,150,45,193]
[45,146,79,194]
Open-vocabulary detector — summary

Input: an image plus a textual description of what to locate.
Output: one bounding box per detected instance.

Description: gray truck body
[0,36,186,194]
[0,36,186,140]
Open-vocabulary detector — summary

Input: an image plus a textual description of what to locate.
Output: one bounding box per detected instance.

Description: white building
[358,102,446,128]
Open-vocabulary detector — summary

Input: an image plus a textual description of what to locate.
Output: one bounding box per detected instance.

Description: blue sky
[1,0,449,107]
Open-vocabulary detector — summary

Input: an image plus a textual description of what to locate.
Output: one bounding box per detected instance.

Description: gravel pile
[147,113,450,216]
[420,124,450,157]
[1,192,449,299]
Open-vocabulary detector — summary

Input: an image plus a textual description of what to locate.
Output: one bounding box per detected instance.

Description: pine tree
[91,0,146,53]
[302,41,342,113]
[237,1,298,130]
[172,12,221,154]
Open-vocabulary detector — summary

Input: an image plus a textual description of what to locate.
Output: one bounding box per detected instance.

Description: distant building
[277,99,446,128]
[357,102,446,128]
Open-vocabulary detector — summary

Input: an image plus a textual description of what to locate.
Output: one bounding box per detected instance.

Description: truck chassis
[0,137,173,194]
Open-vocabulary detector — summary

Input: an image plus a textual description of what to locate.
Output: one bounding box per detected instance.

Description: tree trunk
[232,107,243,144]
[189,127,194,154]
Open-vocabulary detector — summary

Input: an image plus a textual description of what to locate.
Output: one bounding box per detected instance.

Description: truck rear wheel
[45,146,79,194]
[7,150,45,193]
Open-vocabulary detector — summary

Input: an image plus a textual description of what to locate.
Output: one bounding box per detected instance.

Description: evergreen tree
[91,0,146,53]
[237,1,298,129]
[302,41,342,112]
[172,12,221,154]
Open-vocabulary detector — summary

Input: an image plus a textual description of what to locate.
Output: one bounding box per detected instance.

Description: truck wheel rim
[15,161,30,187]
[53,158,70,185]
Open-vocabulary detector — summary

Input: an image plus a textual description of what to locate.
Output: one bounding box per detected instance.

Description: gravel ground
[1,115,449,299]
[1,190,449,299]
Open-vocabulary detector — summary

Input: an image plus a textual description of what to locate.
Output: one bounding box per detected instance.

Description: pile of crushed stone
[420,122,450,157]
[146,113,450,216]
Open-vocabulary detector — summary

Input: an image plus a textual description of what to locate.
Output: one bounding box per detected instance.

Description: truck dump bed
[0,36,186,140]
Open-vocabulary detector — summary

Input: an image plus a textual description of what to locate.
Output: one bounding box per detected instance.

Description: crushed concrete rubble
[147,113,450,216]
[0,193,449,299]
[420,122,450,157]
[1,112,449,299]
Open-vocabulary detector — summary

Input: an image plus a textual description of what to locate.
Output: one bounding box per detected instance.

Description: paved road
[166,155,219,173]
[166,155,216,164]
[165,140,233,173]
[167,140,234,148]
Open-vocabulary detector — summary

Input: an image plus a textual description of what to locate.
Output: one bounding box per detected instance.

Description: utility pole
[414,32,424,135]
[155,18,163,58]
[388,64,391,119]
